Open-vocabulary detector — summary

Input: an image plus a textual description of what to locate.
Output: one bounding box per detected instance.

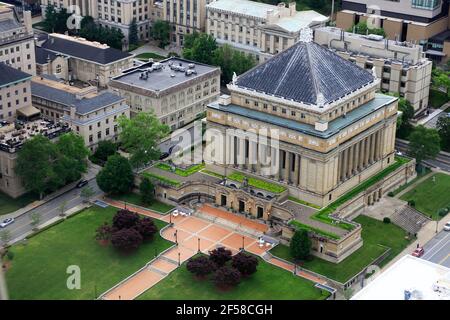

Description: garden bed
[227,172,286,194]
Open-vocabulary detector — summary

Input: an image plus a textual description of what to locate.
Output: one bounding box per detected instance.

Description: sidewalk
[131,42,182,57]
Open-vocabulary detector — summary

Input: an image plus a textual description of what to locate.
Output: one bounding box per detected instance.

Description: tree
[348,21,385,36]
[150,20,170,48]
[15,135,58,199]
[186,256,217,278]
[408,125,441,168]
[91,140,118,164]
[96,155,134,194]
[183,33,217,65]
[213,44,256,85]
[395,96,415,139]
[95,222,113,241]
[79,16,124,50]
[0,230,11,247]
[30,212,41,231]
[118,112,169,168]
[432,68,450,97]
[54,133,89,186]
[212,266,241,288]
[290,229,311,261]
[231,252,258,276]
[139,177,154,204]
[129,18,139,46]
[437,116,450,152]
[59,200,67,217]
[111,228,143,251]
[112,209,140,230]
[80,186,95,203]
[135,217,158,241]
[54,8,71,33]
[209,247,232,267]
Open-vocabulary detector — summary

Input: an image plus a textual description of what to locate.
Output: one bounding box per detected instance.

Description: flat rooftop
[111,58,219,93]
[0,118,71,154]
[208,94,396,139]
[352,255,450,300]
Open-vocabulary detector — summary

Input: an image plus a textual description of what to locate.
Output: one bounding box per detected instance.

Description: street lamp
[241,236,245,251]
[197,237,201,253]
[178,252,181,266]
[174,230,178,244]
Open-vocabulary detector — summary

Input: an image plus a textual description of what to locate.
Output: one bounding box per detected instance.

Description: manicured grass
[289,220,340,240]
[111,192,175,213]
[142,172,182,187]
[400,173,450,220]
[288,196,321,209]
[0,192,38,216]
[156,163,205,177]
[201,169,225,179]
[311,157,410,232]
[135,52,166,61]
[137,255,328,300]
[389,168,431,197]
[429,88,449,109]
[5,206,172,300]
[271,215,413,283]
[227,172,286,194]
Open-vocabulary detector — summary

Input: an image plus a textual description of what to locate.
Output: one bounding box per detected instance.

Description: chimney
[23,10,32,33]
[289,2,296,16]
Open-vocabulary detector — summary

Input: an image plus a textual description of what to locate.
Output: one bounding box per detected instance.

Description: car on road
[0,218,14,228]
[444,222,450,232]
[412,247,425,258]
[76,179,88,188]
[159,152,169,160]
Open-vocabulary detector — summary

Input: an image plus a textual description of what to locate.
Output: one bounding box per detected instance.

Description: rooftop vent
[170,74,175,78]
[218,94,231,106]
[188,63,195,69]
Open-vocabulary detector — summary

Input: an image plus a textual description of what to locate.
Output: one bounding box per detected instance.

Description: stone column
[354,141,360,173]
[274,147,281,180]
[339,150,345,182]
[283,151,290,182]
[364,136,371,167]
[342,147,349,180]
[294,153,300,186]
[239,137,245,169]
[369,133,376,164]
[256,143,262,174]
[347,145,354,178]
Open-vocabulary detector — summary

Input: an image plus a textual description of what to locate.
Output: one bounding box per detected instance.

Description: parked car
[444,222,450,232]
[76,179,88,188]
[159,152,169,160]
[412,247,425,258]
[0,218,14,228]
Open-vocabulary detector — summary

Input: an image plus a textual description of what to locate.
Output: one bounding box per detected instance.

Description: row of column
[226,136,302,186]
[338,129,384,183]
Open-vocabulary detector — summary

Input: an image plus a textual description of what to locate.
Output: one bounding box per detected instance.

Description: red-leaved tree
[231,252,258,276]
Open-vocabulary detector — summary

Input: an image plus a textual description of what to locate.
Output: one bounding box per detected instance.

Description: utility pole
[0,256,9,300]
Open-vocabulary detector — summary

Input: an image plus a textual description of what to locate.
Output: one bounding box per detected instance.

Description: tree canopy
[437,116,450,152]
[150,20,170,48]
[183,33,218,65]
[96,154,134,194]
[408,125,441,166]
[290,229,312,261]
[118,112,169,168]
[213,44,256,85]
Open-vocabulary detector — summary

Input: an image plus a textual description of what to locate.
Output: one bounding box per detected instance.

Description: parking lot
[421,229,450,268]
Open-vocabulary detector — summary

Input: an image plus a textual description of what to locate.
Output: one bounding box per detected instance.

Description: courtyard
[400,173,450,220]
[4,206,172,300]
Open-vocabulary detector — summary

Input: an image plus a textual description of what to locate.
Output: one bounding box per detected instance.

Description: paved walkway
[100,201,329,300]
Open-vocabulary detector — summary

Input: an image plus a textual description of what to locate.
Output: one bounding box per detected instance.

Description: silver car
[0,217,14,228]
[444,222,450,232]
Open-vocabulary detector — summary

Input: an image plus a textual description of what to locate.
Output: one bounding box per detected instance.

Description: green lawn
[271,215,413,283]
[111,192,175,213]
[135,52,166,61]
[400,173,450,220]
[227,172,286,194]
[142,172,182,187]
[156,163,205,177]
[5,206,172,300]
[138,255,328,300]
[429,88,450,109]
[0,192,38,216]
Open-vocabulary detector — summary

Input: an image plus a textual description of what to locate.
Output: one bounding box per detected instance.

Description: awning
[17,105,41,118]
[425,50,447,57]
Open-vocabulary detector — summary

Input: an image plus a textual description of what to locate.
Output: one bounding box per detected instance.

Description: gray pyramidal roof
[0,62,31,87]
[235,41,375,105]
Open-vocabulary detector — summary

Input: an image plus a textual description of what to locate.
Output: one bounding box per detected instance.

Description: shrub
[112,209,140,230]
[6,250,14,261]
[231,252,258,276]
[139,177,155,204]
[408,200,416,207]
[135,217,158,241]
[290,229,311,261]
[95,222,113,241]
[209,247,232,267]
[186,256,217,278]
[438,208,449,217]
[111,228,143,251]
[383,217,391,224]
[212,266,241,288]
[387,192,394,197]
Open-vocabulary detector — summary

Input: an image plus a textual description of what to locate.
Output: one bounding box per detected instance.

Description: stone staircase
[390,205,431,235]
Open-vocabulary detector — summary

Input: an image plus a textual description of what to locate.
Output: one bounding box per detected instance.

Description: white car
[444,222,450,232]
[0,217,14,228]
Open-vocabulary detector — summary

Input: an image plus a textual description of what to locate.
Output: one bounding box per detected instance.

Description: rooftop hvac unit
[188,63,195,69]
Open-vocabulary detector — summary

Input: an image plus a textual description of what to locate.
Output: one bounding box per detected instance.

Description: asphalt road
[0,179,102,244]
[421,229,450,268]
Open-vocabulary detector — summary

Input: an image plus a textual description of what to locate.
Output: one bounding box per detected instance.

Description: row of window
[0,43,31,56]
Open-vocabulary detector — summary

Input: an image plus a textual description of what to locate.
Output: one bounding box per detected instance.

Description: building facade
[205,33,399,208]
[0,3,36,75]
[35,33,134,87]
[162,0,210,46]
[31,76,130,151]
[206,0,328,62]
[109,57,220,130]
[314,27,432,113]
[40,0,162,41]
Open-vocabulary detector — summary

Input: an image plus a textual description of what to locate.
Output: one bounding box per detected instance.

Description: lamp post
[241,236,245,251]
[174,230,178,244]
[178,252,181,266]
[197,237,201,253]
